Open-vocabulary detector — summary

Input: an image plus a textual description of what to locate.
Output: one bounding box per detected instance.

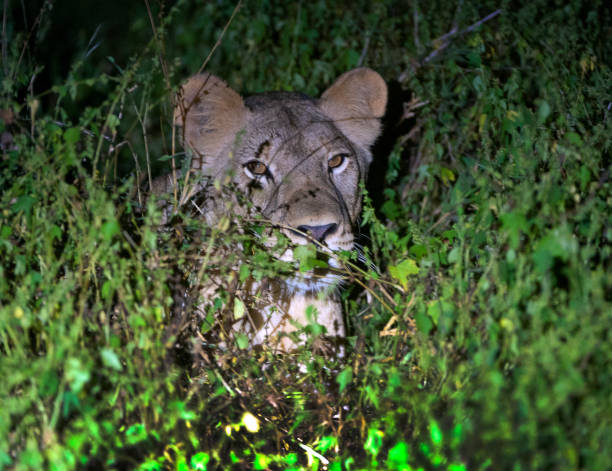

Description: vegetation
[1,0,611,469]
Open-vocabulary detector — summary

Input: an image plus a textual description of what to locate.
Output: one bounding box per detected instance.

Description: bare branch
[398,9,502,82]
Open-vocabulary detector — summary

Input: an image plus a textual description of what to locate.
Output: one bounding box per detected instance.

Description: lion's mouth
[255,227,353,292]
[282,246,348,293]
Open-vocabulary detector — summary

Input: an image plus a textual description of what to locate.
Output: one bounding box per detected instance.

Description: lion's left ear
[319,68,387,150]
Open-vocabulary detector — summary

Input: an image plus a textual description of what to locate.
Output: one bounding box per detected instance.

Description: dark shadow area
[367,79,416,213]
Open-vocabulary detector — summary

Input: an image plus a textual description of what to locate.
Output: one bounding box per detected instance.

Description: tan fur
[320,68,387,151]
[160,68,387,351]
[174,74,247,170]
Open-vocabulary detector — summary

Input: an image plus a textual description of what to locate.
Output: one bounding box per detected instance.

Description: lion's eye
[246,160,268,176]
[328,154,346,169]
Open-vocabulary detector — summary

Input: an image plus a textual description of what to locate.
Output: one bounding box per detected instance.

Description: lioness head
[174,68,387,291]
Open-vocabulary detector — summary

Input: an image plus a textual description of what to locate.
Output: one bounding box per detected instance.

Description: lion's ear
[174,74,246,169]
[320,68,387,150]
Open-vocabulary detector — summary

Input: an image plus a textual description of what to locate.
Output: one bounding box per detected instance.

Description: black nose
[296,223,338,243]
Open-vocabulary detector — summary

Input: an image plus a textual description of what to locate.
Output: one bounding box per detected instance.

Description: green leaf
[63,127,81,146]
[426,300,455,326]
[440,167,456,185]
[364,429,384,457]
[49,224,62,240]
[40,369,60,397]
[293,244,327,272]
[234,298,245,320]
[100,348,122,371]
[389,258,419,290]
[429,420,443,446]
[253,454,270,470]
[336,367,352,393]
[11,195,36,214]
[536,100,551,123]
[0,450,12,468]
[532,226,577,272]
[566,131,583,146]
[415,311,433,334]
[101,280,112,300]
[387,441,410,467]
[239,264,250,283]
[447,246,461,264]
[500,211,528,249]
[62,391,80,418]
[125,423,147,445]
[101,219,120,240]
[235,332,249,350]
[106,114,120,131]
[158,154,179,162]
[409,244,428,260]
[65,358,90,393]
[190,452,210,470]
[317,436,337,454]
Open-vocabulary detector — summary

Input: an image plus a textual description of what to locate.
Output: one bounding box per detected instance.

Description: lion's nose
[295,223,338,243]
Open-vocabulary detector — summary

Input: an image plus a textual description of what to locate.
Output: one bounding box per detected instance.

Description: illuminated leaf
[430,420,443,446]
[500,211,528,249]
[233,298,245,319]
[364,429,384,457]
[235,333,249,350]
[100,348,122,371]
[389,258,419,290]
[336,367,353,393]
[253,454,270,470]
[415,312,433,334]
[293,244,328,272]
[388,441,410,466]
[241,412,260,433]
[190,452,209,470]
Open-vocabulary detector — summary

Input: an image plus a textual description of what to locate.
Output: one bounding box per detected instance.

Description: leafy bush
[1,0,610,469]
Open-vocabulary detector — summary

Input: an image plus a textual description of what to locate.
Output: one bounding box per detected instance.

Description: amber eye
[328,154,346,169]
[246,160,268,176]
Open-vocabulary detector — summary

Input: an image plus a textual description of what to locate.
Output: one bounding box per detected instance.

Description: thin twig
[298,443,329,466]
[133,100,153,192]
[2,0,7,76]
[462,9,502,35]
[197,0,242,74]
[127,140,143,207]
[399,8,502,82]
[11,0,52,82]
[413,3,421,53]
[52,120,113,142]
[144,0,171,92]
[357,35,370,67]
[85,24,101,58]
[171,111,178,205]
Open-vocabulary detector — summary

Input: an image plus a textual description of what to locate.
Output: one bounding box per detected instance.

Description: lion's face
[175,68,387,290]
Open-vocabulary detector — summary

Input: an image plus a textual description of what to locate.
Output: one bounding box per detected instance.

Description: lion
[153,68,387,352]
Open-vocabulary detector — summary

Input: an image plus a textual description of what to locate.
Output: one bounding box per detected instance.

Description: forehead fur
[174,68,387,171]
[244,92,342,140]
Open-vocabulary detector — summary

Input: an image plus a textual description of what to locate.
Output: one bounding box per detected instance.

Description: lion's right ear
[174,74,246,169]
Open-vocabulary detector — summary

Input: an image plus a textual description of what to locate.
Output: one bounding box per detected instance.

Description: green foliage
[1,0,611,470]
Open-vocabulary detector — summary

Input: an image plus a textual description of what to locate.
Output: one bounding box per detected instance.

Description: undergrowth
[1,0,611,470]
